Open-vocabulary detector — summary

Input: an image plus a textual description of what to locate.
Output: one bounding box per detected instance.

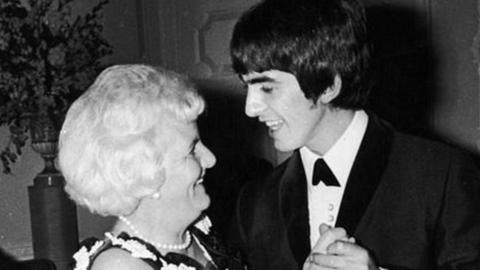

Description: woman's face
[158,120,216,223]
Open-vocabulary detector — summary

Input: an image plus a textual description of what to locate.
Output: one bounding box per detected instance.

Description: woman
[59,64,245,270]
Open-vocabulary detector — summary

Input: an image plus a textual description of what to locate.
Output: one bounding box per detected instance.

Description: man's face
[241,70,327,152]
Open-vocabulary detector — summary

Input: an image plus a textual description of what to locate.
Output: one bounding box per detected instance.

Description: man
[228,0,480,269]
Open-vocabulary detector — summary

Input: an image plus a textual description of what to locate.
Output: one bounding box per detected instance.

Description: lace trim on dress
[72,240,105,270]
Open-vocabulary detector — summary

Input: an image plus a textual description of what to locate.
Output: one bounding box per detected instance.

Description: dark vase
[29,113,61,180]
[27,113,79,270]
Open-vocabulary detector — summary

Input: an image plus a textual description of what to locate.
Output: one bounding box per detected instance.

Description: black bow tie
[312,159,340,187]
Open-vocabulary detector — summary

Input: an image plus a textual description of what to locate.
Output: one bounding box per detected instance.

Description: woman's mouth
[194,171,205,186]
[194,178,204,186]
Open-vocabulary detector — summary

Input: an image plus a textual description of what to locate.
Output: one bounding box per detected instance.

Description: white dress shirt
[300,110,368,248]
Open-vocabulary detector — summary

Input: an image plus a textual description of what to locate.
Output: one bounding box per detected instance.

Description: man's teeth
[265,120,283,130]
[195,178,204,185]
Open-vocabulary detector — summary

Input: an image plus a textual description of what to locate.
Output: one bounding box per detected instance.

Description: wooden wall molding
[195,9,243,78]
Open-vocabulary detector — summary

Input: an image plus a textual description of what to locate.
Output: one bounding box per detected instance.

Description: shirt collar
[300,110,369,187]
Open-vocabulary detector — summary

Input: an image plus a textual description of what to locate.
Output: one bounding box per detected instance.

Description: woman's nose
[244,88,266,117]
[200,144,216,169]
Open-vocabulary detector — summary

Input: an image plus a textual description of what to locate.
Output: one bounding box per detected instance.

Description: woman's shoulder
[90,247,151,270]
[72,233,159,270]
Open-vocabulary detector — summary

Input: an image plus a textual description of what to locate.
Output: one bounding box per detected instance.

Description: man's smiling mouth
[264,119,284,131]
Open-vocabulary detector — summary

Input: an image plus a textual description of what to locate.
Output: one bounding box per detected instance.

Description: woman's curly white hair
[58,64,205,216]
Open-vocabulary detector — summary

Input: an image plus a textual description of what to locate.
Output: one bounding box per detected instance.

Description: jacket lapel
[335,113,394,234]
[280,151,310,269]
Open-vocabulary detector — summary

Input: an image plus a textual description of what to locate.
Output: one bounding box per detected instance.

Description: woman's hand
[303,224,378,270]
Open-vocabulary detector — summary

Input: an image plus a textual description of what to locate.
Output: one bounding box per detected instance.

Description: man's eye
[260,86,273,93]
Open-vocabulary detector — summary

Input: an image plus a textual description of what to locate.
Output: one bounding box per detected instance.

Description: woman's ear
[151,192,160,199]
[319,75,342,104]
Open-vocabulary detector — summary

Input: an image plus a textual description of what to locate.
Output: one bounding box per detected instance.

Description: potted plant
[0,1,112,268]
[0,0,112,174]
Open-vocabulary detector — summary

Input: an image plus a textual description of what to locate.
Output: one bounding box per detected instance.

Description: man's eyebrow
[243,76,275,84]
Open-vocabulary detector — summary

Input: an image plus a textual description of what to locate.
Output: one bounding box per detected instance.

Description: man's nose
[245,88,266,117]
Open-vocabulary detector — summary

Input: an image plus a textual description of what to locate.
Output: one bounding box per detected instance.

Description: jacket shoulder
[237,156,291,204]
[392,132,471,165]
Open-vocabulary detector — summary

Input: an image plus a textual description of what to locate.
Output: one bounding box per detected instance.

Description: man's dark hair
[230,0,370,109]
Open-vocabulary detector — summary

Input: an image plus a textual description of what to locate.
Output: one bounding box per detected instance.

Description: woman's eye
[189,144,198,157]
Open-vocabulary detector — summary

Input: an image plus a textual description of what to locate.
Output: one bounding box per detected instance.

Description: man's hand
[303,224,378,270]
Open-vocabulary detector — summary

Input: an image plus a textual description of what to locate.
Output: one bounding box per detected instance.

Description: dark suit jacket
[229,114,480,270]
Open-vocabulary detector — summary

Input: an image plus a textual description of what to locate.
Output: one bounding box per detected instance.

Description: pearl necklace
[118,216,192,251]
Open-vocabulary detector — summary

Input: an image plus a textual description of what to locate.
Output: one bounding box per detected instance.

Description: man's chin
[273,140,297,153]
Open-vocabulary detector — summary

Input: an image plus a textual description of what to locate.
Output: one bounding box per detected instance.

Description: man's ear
[319,75,342,104]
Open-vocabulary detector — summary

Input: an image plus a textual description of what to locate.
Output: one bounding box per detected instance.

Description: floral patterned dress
[72,217,246,270]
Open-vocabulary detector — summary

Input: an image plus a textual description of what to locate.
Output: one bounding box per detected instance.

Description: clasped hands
[303,224,379,270]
